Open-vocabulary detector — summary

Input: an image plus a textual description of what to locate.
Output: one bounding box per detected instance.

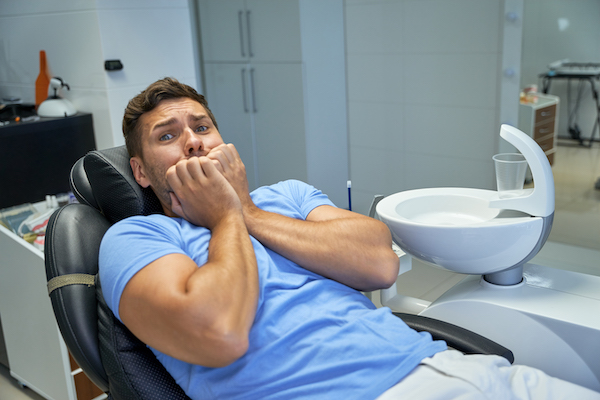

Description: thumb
[169,192,184,217]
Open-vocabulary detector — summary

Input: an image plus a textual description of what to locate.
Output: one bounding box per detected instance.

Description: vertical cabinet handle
[241,68,249,113]
[246,10,253,58]
[250,68,257,113]
[238,11,246,58]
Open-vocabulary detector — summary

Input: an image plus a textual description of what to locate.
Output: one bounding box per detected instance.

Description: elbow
[203,333,249,368]
[363,250,399,291]
[379,256,400,288]
[193,321,251,368]
[375,223,400,289]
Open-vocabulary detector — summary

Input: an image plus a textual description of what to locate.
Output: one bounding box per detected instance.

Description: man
[100,78,599,399]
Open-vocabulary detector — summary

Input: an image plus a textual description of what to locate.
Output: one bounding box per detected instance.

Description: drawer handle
[238,11,246,58]
[246,11,254,58]
[539,128,550,134]
[250,68,257,113]
[541,111,551,116]
[241,68,249,113]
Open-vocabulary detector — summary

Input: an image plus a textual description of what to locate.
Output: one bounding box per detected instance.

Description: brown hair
[122,77,218,158]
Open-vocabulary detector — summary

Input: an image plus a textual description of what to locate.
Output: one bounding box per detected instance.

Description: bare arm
[208,144,399,291]
[244,205,398,291]
[119,157,259,367]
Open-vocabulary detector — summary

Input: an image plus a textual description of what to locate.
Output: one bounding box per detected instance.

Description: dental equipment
[376,125,600,391]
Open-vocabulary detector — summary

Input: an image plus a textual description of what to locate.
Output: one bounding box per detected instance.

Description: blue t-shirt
[99,180,445,400]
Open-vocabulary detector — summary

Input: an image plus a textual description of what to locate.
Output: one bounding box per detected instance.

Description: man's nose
[184,128,203,156]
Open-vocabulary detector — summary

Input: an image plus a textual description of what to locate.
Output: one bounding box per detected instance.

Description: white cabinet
[0,205,104,400]
[203,63,307,189]
[0,222,76,400]
[197,1,349,206]
[199,0,302,63]
[203,64,257,187]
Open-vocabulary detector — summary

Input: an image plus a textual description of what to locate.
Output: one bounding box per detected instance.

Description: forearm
[121,214,259,368]
[184,214,259,365]
[244,206,398,291]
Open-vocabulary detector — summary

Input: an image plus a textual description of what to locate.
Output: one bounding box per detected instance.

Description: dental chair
[44,146,514,400]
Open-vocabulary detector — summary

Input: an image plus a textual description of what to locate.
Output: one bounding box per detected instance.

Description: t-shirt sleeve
[98,215,188,321]
[274,179,336,219]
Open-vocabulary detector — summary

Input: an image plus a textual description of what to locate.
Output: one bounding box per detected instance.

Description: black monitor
[0,113,96,209]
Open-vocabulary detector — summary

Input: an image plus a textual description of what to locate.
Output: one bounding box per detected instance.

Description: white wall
[0,0,198,151]
[299,0,349,208]
[345,0,514,215]
[521,0,600,142]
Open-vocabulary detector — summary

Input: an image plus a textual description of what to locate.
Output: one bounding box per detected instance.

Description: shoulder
[251,179,335,219]
[253,179,329,201]
[99,214,192,319]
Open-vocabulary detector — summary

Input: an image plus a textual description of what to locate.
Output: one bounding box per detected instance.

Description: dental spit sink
[378,187,543,276]
[377,125,555,285]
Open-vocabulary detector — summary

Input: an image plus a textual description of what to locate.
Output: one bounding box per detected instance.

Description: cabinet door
[245,0,302,62]
[203,63,258,190]
[198,0,247,62]
[198,0,302,63]
[252,63,307,186]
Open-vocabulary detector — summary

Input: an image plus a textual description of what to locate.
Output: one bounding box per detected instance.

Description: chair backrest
[44,146,191,400]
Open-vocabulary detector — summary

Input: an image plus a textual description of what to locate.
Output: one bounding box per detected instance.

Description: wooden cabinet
[69,354,104,400]
[197,1,349,207]
[518,94,559,165]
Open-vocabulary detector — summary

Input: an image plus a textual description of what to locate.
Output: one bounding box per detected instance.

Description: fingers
[207,144,236,172]
[168,156,216,187]
[165,156,241,228]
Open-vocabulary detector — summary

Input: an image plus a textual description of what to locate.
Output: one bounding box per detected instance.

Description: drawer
[536,134,554,153]
[535,104,556,122]
[534,119,554,139]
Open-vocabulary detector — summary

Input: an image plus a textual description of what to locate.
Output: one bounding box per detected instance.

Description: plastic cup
[493,153,527,198]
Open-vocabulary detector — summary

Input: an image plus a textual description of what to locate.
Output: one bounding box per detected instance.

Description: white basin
[376,187,544,275]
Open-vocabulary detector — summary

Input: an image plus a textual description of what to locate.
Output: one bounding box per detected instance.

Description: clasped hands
[166,143,254,229]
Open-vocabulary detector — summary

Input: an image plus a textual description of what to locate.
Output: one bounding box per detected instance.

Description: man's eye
[196,126,208,133]
[159,133,174,141]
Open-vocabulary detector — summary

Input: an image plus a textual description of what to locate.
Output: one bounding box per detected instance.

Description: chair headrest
[70,146,163,224]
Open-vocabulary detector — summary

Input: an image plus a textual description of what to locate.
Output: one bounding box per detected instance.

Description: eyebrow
[152,117,178,131]
[151,113,210,132]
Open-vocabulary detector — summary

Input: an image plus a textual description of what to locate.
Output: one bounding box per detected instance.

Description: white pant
[377,350,600,400]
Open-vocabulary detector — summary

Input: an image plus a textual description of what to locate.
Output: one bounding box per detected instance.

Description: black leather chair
[44,146,513,400]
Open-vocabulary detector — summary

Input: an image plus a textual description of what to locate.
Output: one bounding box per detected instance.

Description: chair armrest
[394,312,514,363]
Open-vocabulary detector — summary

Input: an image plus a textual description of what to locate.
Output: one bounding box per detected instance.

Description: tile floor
[1,140,599,400]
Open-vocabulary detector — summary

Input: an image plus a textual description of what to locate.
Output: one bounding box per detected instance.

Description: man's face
[130,97,224,215]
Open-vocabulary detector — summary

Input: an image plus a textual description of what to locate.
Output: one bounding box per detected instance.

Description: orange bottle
[35,50,50,107]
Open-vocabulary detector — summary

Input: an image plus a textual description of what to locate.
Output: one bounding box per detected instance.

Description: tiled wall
[345,0,511,215]
[0,0,197,150]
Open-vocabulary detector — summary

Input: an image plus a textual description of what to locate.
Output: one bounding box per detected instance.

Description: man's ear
[130,157,151,188]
